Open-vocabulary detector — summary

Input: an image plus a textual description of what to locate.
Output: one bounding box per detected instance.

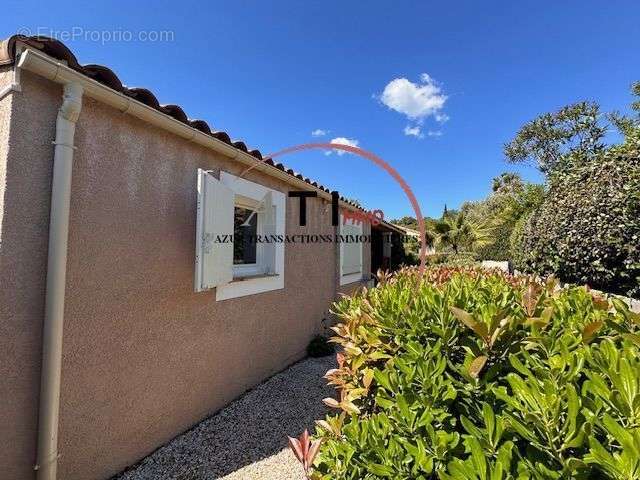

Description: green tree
[491,172,524,193]
[433,211,492,254]
[393,216,419,227]
[609,80,640,136]
[464,173,544,261]
[512,82,640,296]
[504,101,607,174]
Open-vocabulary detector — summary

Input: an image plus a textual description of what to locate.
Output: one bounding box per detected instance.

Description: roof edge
[4,34,366,212]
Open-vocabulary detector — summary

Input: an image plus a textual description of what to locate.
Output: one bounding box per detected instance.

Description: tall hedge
[513,137,640,297]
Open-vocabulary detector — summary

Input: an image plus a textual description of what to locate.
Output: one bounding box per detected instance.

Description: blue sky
[3,1,639,218]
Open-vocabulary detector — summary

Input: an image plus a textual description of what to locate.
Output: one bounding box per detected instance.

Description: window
[233,203,261,279]
[340,215,364,285]
[234,206,258,265]
[194,169,285,300]
[230,193,276,279]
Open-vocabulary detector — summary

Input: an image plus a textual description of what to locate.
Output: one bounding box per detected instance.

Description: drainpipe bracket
[34,453,62,471]
[51,141,78,150]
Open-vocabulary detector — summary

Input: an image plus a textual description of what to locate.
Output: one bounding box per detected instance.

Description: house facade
[0,36,379,480]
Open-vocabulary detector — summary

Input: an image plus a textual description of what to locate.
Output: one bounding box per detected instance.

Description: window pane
[234,206,257,265]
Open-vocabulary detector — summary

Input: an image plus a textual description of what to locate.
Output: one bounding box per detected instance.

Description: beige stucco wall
[0,67,12,237]
[1,69,58,480]
[0,70,370,480]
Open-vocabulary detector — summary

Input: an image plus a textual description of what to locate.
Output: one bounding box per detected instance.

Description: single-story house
[0,35,402,480]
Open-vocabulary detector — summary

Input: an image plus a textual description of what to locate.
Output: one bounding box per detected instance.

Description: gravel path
[113,355,336,480]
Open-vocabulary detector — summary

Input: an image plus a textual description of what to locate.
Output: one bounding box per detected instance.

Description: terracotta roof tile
[0,34,364,209]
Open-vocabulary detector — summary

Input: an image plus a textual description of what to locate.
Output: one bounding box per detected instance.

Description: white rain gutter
[0,82,20,100]
[16,47,361,213]
[34,81,83,480]
[0,51,22,100]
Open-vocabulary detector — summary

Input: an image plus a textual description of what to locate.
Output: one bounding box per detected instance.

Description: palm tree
[433,211,494,254]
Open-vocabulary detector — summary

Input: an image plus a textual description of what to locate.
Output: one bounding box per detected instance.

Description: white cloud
[420,73,434,83]
[427,130,443,137]
[311,129,327,137]
[325,137,359,156]
[435,113,450,123]
[380,73,447,121]
[403,125,424,139]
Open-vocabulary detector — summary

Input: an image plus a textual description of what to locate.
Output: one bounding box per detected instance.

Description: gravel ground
[113,355,336,480]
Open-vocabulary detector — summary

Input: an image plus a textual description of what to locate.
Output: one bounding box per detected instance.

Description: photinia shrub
[301,267,640,479]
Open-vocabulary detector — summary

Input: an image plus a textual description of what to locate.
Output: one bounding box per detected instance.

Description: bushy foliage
[424,252,477,267]
[508,211,531,268]
[463,176,545,262]
[514,136,640,297]
[433,211,495,255]
[389,217,438,264]
[504,101,607,175]
[507,82,640,296]
[398,236,421,266]
[308,268,640,479]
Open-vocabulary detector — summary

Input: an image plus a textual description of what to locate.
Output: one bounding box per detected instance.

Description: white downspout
[35,82,83,480]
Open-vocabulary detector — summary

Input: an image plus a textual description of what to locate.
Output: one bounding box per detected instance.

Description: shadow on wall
[112,355,337,479]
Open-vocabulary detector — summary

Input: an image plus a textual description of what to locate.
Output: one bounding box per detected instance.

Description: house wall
[0,70,370,480]
[0,68,57,480]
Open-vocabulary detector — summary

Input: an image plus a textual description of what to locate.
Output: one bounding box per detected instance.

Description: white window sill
[231,273,279,282]
[216,273,284,301]
[340,272,363,286]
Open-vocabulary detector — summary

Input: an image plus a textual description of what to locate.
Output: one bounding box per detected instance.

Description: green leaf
[373,369,393,391]
[368,463,394,477]
[482,403,496,441]
[602,414,639,458]
[450,306,489,343]
[622,333,640,348]
[468,437,488,480]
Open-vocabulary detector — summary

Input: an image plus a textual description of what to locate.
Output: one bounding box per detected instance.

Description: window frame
[216,172,286,301]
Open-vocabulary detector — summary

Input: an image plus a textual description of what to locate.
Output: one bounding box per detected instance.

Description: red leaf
[582,321,603,344]
[307,438,323,467]
[288,436,304,464]
[300,429,310,459]
[336,352,345,368]
[323,368,339,379]
[523,282,541,316]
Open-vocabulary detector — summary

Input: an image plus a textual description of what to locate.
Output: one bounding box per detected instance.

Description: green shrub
[463,177,545,262]
[508,210,531,268]
[424,252,477,267]
[308,267,640,479]
[473,222,512,261]
[514,138,640,298]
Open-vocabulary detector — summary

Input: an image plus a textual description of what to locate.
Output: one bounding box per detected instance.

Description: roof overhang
[2,35,365,213]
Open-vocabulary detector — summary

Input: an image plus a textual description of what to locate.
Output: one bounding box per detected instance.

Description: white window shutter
[194,169,234,292]
[342,223,362,275]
